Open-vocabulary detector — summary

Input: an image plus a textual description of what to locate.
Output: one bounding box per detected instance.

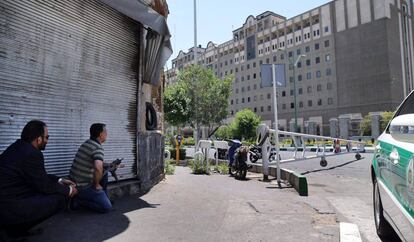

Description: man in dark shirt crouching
[0,120,78,239]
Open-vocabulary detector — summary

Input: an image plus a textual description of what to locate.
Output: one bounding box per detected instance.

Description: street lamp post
[277,48,305,132]
[292,54,306,132]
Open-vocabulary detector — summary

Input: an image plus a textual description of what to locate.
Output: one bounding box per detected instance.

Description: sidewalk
[31,167,339,242]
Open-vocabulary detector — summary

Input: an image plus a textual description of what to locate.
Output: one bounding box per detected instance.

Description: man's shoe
[66,198,79,212]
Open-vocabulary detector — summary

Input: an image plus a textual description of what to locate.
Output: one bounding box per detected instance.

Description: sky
[166,0,332,69]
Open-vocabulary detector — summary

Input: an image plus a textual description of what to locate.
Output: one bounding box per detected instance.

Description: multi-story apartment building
[166,0,414,137]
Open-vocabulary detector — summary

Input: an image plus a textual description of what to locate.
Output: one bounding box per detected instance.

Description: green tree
[163,83,191,127]
[359,114,372,136]
[232,109,261,141]
[215,124,234,140]
[380,111,394,132]
[164,65,233,135]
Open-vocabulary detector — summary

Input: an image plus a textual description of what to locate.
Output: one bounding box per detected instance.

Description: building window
[325,54,330,62]
[290,103,295,109]
[305,46,310,52]
[307,86,312,93]
[254,84,257,90]
[253,73,256,79]
[328,97,333,105]
[308,100,313,107]
[288,51,293,57]
[236,99,239,104]
[280,54,284,60]
[298,88,303,94]
[248,97,251,102]
[327,82,332,90]
[259,60,263,65]
[231,100,233,105]
[241,76,245,81]
[282,91,286,97]
[247,75,250,80]
[273,56,277,62]
[306,59,311,66]
[306,72,312,80]
[242,98,245,103]
[324,40,330,47]
[247,86,251,91]
[267,93,271,99]
[247,64,250,69]
[235,88,239,93]
[260,94,264,100]
[326,68,332,76]
[261,106,264,112]
[297,62,302,68]
[290,76,294,83]
[254,107,257,112]
[298,75,302,81]
[317,99,322,106]
[317,84,322,91]
[297,49,301,55]
[290,90,294,96]
[235,68,238,72]
[266,58,270,64]
[253,62,256,68]
[316,71,321,78]
[282,104,286,110]
[324,26,329,32]
[267,105,271,111]
[315,57,320,64]
[242,87,245,92]
[299,101,303,108]
[241,65,244,71]
[231,110,234,115]
[315,43,320,50]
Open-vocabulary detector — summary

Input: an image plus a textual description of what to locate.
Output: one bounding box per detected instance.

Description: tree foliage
[164,83,191,127]
[359,111,395,136]
[232,109,261,140]
[380,111,394,132]
[163,65,233,130]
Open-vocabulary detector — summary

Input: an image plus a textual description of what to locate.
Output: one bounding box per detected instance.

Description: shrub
[164,159,176,175]
[215,162,229,175]
[188,153,210,174]
[169,148,186,160]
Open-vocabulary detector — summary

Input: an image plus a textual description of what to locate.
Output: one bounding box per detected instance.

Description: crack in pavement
[246,202,261,213]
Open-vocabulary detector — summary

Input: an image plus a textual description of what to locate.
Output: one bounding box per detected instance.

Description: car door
[382,91,414,240]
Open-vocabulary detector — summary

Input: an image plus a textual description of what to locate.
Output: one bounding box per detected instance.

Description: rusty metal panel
[0,0,139,181]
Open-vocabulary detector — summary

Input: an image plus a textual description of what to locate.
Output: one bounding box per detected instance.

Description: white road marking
[340,222,362,242]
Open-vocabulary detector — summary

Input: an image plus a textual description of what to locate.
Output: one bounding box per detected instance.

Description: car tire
[373,178,393,238]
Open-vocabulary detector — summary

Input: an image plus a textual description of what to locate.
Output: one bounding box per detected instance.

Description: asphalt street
[28,152,401,242]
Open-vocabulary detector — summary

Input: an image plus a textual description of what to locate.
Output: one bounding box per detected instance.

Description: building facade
[166,0,414,137]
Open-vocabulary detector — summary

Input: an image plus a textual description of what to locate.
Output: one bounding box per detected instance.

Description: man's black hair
[21,120,47,142]
[90,123,106,139]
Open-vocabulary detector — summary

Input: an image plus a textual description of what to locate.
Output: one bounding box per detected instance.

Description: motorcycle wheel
[249,153,258,163]
[229,166,236,176]
[239,170,247,180]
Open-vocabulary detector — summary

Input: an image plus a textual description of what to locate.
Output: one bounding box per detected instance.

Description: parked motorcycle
[249,145,281,163]
[229,145,250,180]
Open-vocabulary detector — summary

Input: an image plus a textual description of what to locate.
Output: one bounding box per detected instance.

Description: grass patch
[214,162,229,175]
[164,159,176,175]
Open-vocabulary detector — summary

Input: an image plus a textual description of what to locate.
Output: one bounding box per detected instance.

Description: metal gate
[0,0,139,180]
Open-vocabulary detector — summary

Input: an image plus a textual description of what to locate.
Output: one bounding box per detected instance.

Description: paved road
[30,152,401,242]
[278,151,400,242]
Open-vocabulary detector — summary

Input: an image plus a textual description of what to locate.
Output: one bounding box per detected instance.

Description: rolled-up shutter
[0,0,139,181]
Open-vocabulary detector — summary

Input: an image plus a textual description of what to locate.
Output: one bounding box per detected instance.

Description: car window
[386,91,414,133]
[395,91,414,117]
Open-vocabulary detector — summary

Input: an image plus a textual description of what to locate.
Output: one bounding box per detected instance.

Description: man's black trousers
[0,193,66,236]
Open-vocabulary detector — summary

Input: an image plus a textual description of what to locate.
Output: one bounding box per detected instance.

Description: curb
[250,164,308,196]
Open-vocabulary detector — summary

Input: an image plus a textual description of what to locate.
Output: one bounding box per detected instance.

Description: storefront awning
[101,0,172,86]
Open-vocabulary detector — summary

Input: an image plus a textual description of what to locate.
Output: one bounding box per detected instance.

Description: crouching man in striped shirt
[68,123,113,213]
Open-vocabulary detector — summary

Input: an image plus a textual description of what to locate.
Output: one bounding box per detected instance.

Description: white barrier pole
[272,64,281,185]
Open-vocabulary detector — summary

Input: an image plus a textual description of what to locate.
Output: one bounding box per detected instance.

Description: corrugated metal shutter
[0,0,139,181]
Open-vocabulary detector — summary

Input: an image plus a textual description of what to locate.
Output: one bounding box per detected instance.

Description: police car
[371,90,414,241]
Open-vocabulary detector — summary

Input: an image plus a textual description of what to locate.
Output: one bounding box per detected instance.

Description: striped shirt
[69,139,104,188]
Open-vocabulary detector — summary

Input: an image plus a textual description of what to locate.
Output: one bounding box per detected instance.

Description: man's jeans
[73,173,112,213]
